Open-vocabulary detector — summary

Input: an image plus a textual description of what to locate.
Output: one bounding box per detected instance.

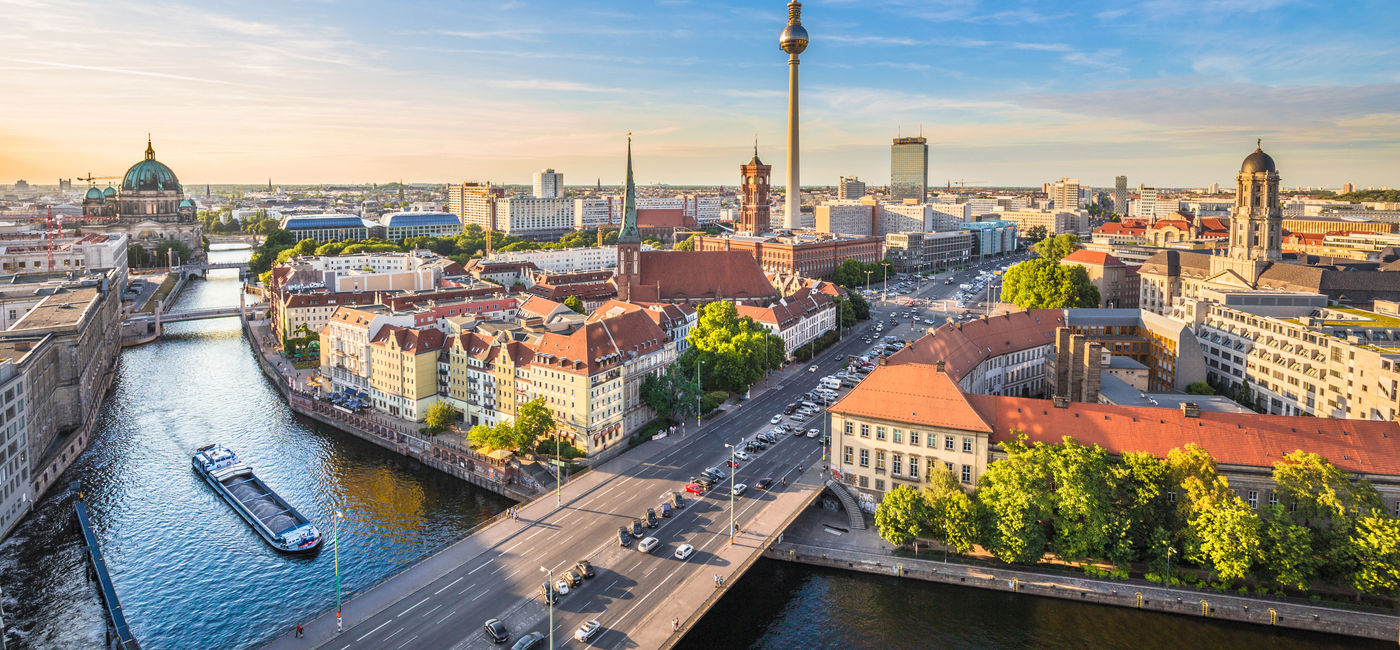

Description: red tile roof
[534,308,668,375]
[626,250,779,303]
[369,325,445,354]
[887,309,1064,380]
[1061,249,1124,267]
[1094,222,1146,236]
[829,364,992,433]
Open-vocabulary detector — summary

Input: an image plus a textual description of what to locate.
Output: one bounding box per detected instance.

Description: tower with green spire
[616,134,641,301]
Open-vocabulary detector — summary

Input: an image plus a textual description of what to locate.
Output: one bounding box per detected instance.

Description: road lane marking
[502,540,522,553]
[357,619,392,642]
[526,528,543,540]
[384,626,404,641]
[434,576,464,594]
[472,590,488,601]
[424,604,443,618]
[436,608,457,625]
[395,634,418,650]
[467,562,489,575]
[398,597,428,616]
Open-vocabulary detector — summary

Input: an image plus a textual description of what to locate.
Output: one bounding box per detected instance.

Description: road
[287,254,1025,650]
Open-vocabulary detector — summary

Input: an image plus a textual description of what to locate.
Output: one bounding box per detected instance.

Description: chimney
[878,353,887,366]
[935,360,945,372]
[1052,395,1069,408]
[1180,402,1200,418]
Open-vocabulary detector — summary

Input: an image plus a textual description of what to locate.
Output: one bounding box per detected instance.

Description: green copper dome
[85,187,104,201]
[121,138,181,192]
[102,186,117,198]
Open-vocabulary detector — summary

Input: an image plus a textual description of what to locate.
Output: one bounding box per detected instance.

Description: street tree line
[874,436,1400,596]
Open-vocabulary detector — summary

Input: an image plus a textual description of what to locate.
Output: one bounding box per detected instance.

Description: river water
[0,245,1382,649]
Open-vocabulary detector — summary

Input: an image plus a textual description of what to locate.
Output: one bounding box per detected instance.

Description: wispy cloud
[3,58,250,86]
[486,79,629,94]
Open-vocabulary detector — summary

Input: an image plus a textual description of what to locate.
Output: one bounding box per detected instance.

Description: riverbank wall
[240,316,538,502]
[765,540,1400,643]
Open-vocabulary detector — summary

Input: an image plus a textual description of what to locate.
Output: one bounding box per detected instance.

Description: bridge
[179,261,250,279]
[263,313,890,650]
[126,304,267,325]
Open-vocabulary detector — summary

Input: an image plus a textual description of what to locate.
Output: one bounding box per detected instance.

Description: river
[0,246,1382,649]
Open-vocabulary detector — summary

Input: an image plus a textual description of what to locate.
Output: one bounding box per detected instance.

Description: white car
[733,450,750,461]
[731,483,747,496]
[807,428,819,438]
[769,415,783,425]
[575,620,601,643]
[807,365,818,373]
[555,579,570,595]
[638,536,660,553]
[674,543,695,560]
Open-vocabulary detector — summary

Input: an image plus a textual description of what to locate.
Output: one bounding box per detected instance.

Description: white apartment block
[489,246,621,273]
[1051,178,1081,210]
[574,197,619,229]
[533,169,563,199]
[320,306,417,395]
[497,197,574,236]
[929,202,972,224]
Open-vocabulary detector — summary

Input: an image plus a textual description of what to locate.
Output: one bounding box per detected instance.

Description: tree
[1112,452,1172,564]
[673,234,697,251]
[512,398,556,451]
[1189,484,1263,582]
[1185,381,1216,395]
[1046,438,1123,563]
[976,435,1054,564]
[874,485,931,547]
[836,297,857,329]
[682,301,786,393]
[1346,510,1400,595]
[640,366,701,422]
[1023,225,1048,243]
[468,422,514,451]
[423,402,459,434]
[846,290,870,320]
[1033,234,1081,262]
[563,296,585,314]
[832,258,868,289]
[1260,505,1316,590]
[999,259,1100,309]
[923,465,979,552]
[1272,450,1385,581]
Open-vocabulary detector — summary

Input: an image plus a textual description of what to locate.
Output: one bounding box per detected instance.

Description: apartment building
[692,232,883,279]
[320,305,418,395]
[735,287,836,359]
[1059,249,1139,308]
[368,326,446,421]
[888,309,1065,397]
[379,211,463,240]
[993,209,1090,237]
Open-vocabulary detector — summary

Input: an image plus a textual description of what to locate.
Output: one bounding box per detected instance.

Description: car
[574,620,602,643]
[783,403,798,414]
[638,536,660,553]
[755,477,774,490]
[674,543,695,560]
[685,482,705,495]
[540,582,557,604]
[618,526,632,546]
[733,450,750,461]
[564,569,583,587]
[555,578,571,595]
[792,427,804,436]
[788,412,805,421]
[646,508,659,527]
[484,618,511,644]
[576,559,595,578]
[807,365,818,373]
[807,428,819,438]
[732,483,747,496]
[758,433,776,443]
[659,502,673,518]
[694,476,715,490]
[769,415,783,425]
[725,460,740,468]
[631,520,645,538]
[662,490,684,508]
[512,631,545,650]
[705,466,728,480]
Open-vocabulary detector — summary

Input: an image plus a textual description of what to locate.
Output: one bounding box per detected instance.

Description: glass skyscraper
[890,136,928,201]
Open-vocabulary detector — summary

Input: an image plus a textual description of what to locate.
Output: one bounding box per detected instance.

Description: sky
[1,0,1397,189]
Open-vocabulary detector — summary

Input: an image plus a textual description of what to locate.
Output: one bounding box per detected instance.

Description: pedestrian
[672,617,679,630]
[295,624,303,638]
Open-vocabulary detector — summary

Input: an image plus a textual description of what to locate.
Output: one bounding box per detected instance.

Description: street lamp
[695,359,705,428]
[821,392,829,466]
[724,442,736,544]
[864,270,873,295]
[1165,546,1176,587]
[333,510,345,633]
[554,433,562,507]
[540,565,554,649]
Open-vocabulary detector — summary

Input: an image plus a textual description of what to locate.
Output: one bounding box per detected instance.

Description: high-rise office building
[890,136,928,202]
[1051,178,1081,211]
[1113,176,1128,216]
[533,168,563,199]
[837,176,866,199]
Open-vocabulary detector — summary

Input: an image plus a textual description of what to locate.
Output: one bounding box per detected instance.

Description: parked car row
[485,557,601,645]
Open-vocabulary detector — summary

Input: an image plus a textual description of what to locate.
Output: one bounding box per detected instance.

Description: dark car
[645,508,659,527]
[563,569,583,588]
[540,582,556,605]
[659,502,673,518]
[755,477,774,490]
[618,526,632,547]
[484,618,510,644]
[512,631,545,650]
[576,559,595,578]
[783,403,798,414]
[665,490,685,508]
[631,519,645,538]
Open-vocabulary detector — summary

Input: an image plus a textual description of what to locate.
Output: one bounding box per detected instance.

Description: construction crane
[950,179,988,195]
[76,173,120,185]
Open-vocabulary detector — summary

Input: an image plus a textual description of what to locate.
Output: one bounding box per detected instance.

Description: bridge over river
[263,327,879,650]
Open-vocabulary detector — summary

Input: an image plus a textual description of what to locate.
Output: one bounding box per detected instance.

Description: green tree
[1033,234,1081,262]
[1346,510,1400,595]
[423,402,459,434]
[999,259,1100,309]
[836,297,857,329]
[832,258,868,289]
[1260,505,1316,590]
[1023,225,1048,243]
[1046,438,1123,563]
[976,435,1054,564]
[315,241,347,256]
[1272,450,1384,581]
[639,366,701,422]
[673,234,697,251]
[682,301,786,393]
[563,296,585,314]
[1185,381,1216,395]
[1189,483,1264,582]
[846,290,871,320]
[468,422,514,451]
[1112,452,1172,564]
[923,465,979,552]
[511,397,556,451]
[874,485,931,547]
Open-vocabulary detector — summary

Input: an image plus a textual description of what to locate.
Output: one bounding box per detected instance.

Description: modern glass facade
[890,137,928,201]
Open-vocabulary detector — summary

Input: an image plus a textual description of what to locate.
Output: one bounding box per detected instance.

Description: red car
[725,460,740,468]
[685,483,705,495]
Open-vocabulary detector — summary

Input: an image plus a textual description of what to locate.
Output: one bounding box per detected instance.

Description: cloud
[486,79,629,93]
[826,33,1072,53]
[2,58,250,86]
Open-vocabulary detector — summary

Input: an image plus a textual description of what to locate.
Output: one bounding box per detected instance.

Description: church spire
[619,133,640,243]
[145,134,155,160]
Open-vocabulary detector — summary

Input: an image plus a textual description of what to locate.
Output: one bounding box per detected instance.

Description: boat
[192,444,322,553]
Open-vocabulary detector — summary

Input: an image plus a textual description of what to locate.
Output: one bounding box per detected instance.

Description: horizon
[2,0,1397,188]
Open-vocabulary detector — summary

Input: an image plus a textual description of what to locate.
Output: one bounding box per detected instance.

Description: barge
[192,444,322,553]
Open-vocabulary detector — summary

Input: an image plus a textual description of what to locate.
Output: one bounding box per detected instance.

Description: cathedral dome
[85,187,104,201]
[1241,144,1276,174]
[102,186,117,198]
[121,139,181,192]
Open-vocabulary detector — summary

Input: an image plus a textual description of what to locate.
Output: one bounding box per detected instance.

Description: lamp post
[821,392,829,465]
[864,270,872,296]
[540,565,554,649]
[333,510,345,633]
[1165,546,1176,587]
[694,359,705,428]
[724,442,736,544]
[555,433,562,507]
[881,263,889,302]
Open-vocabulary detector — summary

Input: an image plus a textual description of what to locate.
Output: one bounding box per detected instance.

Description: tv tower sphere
[780,2,808,55]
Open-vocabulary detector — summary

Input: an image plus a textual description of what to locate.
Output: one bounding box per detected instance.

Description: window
[859,449,869,467]
[892,429,902,444]
[945,461,954,473]
[944,435,955,450]
[909,458,919,479]
[962,437,973,453]
[858,475,868,488]
[927,458,938,477]
[875,451,886,472]
[960,464,972,483]
[844,446,853,465]
[892,454,902,475]
[875,479,885,492]
[910,431,920,446]
[860,424,870,438]
[926,433,937,448]
[1269,491,1279,507]
[1247,490,1258,509]
[844,421,853,435]
[876,427,886,441]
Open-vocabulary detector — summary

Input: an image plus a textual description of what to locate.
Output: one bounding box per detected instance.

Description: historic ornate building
[1138,144,1400,314]
[738,146,772,234]
[80,138,203,258]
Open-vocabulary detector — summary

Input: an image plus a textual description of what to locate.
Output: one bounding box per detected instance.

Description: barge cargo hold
[192,444,322,553]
